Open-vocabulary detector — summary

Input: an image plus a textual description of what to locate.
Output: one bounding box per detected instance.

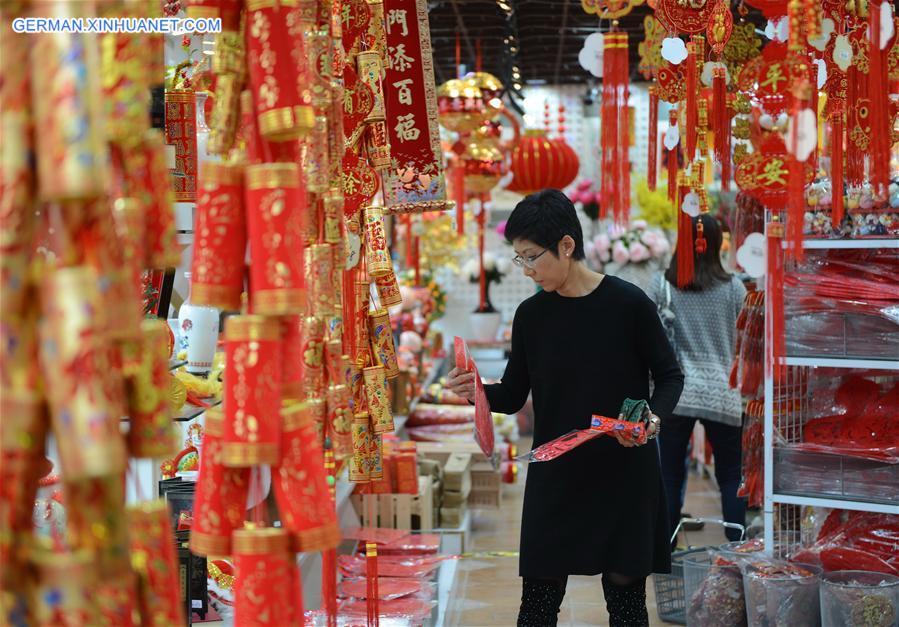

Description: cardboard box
[416,442,488,465]
[442,490,468,508]
[471,462,501,491]
[468,488,501,509]
[439,506,465,528]
[443,453,472,494]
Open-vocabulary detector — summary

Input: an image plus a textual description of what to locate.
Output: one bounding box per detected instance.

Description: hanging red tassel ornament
[765,218,785,379]
[366,541,380,627]
[452,164,466,236]
[712,67,730,188]
[676,173,695,288]
[274,403,340,553]
[684,38,702,163]
[667,109,679,202]
[786,78,810,261]
[694,219,707,254]
[868,0,891,195]
[830,105,845,229]
[477,202,487,310]
[322,445,339,627]
[232,527,298,626]
[648,86,659,191]
[601,31,631,226]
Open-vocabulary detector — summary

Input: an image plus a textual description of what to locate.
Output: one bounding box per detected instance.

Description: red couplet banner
[382,0,451,213]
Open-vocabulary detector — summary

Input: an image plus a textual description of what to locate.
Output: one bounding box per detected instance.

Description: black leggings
[517,574,649,627]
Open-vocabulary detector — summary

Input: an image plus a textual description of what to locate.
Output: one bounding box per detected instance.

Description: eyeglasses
[512,249,548,269]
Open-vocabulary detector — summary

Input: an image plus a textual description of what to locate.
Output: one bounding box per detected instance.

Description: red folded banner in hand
[454,337,497,468]
[521,400,650,463]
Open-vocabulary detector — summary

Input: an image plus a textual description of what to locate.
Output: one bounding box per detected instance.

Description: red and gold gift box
[363,365,393,434]
[209,29,247,155]
[40,267,128,480]
[245,162,307,315]
[245,0,314,142]
[374,270,403,308]
[192,161,247,310]
[125,129,180,269]
[0,6,35,315]
[27,544,99,626]
[281,315,304,401]
[356,51,386,124]
[164,89,198,202]
[363,205,392,277]
[0,389,47,584]
[223,315,283,466]
[100,29,151,147]
[31,6,108,203]
[190,407,251,557]
[366,120,392,171]
[305,243,336,316]
[369,308,399,379]
[274,403,341,553]
[232,527,299,626]
[126,319,178,459]
[350,413,371,482]
[323,189,344,244]
[302,316,325,398]
[127,500,186,627]
[63,473,131,578]
[326,384,353,458]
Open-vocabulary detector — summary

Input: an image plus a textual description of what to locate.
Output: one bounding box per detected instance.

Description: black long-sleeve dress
[485,276,684,578]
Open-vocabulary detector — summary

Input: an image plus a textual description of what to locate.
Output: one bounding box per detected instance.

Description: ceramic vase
[177,272,220,375]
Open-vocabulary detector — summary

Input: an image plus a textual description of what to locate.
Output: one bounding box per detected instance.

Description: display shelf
[783,356,899,370]
[800,238,899,249]
[397,357,447,437]
[174,399,220,422]
[774,447,898,507]
[771,494,899,515]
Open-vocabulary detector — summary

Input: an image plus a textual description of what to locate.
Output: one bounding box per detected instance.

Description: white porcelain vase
[177,272,220,375]
[469,311,502,343]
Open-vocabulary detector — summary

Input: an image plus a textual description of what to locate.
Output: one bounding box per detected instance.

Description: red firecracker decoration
[232,528,300,626]
[601,32,630,225]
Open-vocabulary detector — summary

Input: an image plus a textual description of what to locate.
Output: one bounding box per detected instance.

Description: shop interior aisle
[443,437,729,627]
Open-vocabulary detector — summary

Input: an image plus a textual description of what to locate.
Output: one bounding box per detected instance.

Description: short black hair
[504,189,585,260]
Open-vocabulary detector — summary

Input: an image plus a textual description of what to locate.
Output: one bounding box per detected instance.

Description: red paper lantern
[506,129,580,195]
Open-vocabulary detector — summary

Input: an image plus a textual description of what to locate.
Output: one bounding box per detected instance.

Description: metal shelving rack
[763,238,899,552]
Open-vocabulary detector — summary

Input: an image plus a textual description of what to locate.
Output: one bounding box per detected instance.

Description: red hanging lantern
[506,129,580,195]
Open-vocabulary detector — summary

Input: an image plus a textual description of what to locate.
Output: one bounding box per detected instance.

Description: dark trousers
[659,414,745,542]
[518,575,648,626]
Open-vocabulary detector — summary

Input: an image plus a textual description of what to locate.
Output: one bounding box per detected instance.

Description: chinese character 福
[394,113,421,142]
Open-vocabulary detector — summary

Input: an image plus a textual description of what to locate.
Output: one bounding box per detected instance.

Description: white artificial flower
[632,219,648,230]
[496,257,512,275]
[483,252,497,271]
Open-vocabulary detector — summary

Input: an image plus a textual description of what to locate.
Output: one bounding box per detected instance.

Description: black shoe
[680,513,705,531]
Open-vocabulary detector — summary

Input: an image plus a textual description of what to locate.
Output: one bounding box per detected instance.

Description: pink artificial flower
[496,220,508,237]
[632,219,648,230]
[629,241,651,263]
[594,233,611,253]
[576,180,592,191]
[612,241,629,265]
[609,224,626,239]
[651,234,671,257]
[640,230,658,249]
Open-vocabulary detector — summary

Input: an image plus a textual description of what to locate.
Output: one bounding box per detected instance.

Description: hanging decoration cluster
[642,0,899,359]
[1,0,451,623]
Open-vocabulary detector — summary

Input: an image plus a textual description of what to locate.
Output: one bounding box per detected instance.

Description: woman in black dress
[447,190,684,626]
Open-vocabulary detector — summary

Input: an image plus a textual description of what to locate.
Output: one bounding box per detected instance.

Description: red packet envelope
[453,336,497,468]
[521,401,650,463]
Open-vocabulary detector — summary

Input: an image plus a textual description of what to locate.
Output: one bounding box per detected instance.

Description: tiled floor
[443,438,740,627]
